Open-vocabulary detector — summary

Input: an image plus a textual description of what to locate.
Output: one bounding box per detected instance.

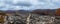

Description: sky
[0,0,60,10]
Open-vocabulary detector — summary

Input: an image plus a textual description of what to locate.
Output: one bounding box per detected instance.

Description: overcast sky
[0,0,60,10]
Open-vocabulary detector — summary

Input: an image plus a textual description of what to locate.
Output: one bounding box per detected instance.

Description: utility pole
[26,13,31,24]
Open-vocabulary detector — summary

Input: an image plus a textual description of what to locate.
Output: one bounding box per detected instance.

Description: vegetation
[55,8,60,16]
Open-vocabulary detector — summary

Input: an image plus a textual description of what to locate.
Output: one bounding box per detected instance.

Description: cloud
[37,0,60,9]
[0,0,60,10]
[12,2,32,7]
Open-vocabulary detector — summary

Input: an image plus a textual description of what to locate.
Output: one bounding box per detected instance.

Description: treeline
[55,8,60,16]
[32,8,60,16]
[0,8,60,16]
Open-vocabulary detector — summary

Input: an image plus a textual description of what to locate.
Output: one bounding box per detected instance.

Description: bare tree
[55,8,60,16]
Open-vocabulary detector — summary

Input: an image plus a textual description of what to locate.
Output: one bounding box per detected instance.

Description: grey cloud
[5,1,32,7]
[12,2,32,7]
[38,0,47,2]
[0,6,5,9]
[4,0,13,4]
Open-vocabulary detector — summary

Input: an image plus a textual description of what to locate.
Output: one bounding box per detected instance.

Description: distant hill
[31,9,56,15]
[0,9,57,15]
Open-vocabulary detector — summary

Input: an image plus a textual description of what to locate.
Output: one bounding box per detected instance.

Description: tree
[32,9,51,15]
[55,8,60,16]
[0,11,7,24]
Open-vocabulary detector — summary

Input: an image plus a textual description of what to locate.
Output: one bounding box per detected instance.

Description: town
[0,8,60,24]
